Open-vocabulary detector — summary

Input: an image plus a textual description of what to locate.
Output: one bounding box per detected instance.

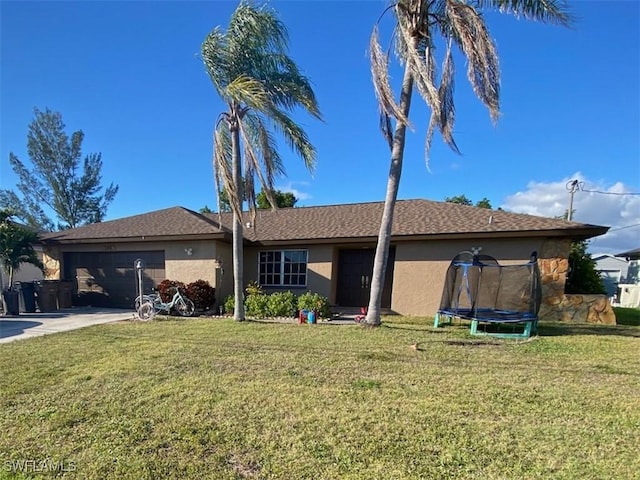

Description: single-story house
[613,247,640,308]
[38,199,608,318]
[593,253,630,297]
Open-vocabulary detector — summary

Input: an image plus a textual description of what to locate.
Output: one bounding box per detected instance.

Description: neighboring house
[593,253,630,297]
[38,199,609,318]
[0,245,45,291]
[613,247,640,308]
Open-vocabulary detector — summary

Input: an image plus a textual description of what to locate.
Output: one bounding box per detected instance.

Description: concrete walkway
[0,307,135,344]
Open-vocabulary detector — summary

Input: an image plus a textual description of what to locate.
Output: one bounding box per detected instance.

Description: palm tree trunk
[365,62,414,326]
[230,122,245,321]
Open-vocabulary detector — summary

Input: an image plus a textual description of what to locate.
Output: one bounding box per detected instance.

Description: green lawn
[1,316,639,479]
[614,306,640,326]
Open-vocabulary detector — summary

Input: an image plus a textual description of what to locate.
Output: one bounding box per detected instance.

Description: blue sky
[1,0,638,254]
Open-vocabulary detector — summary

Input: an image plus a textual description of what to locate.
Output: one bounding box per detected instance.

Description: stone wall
[42,247,61,280]
[540,294,616,324]
[536,238,616,324]
[538,238,571,316]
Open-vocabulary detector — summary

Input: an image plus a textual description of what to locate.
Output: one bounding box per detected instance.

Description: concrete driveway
[0,307,135,343]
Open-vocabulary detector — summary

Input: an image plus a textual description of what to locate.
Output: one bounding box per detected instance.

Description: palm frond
[226,75,270,110]
[267,108,317,173]
[370,25,410,125]
[212,119,231,218]
[446,0,500,123]
[249,113,285,186]
[214,123,242,218]
[397,20,442,125]
[201,28,230,97]
[240,112,285,201]
[437,39,459,153]
[380,111,394,149]
[473,0,573,26]
[228,1,288,54]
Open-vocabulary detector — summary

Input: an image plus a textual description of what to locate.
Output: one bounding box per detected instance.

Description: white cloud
[276,181,312,201]
[501,173,640,255]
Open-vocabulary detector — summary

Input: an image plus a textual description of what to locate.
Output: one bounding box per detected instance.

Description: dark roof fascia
[40,232,231,246]
[615,248,640,259]
[245,226,610,248]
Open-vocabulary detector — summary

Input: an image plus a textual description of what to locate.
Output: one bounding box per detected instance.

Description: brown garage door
[63,251,165,308]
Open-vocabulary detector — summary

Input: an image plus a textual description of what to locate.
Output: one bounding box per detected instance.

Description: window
[259,250,308,287]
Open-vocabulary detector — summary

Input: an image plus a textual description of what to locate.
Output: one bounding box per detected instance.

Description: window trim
[258,249,308,287]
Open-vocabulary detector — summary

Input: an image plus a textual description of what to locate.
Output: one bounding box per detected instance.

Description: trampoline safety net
[437,251,542,323]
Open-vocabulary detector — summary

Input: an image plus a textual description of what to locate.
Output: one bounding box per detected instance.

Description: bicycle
[135,286,195,320]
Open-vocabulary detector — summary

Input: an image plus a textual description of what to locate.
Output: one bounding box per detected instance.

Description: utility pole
[566,179,579,221]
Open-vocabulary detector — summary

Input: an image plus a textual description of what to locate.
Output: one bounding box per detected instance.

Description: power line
[580,187,640,196]
[566,179,640,196]
[608,223,640,232]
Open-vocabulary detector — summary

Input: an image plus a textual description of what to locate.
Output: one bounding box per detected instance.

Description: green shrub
[267,291,297,317]
[223,294,234,315]
[185,280,216,310]
[245,293,269,317]
[614,307,640,326]
[297,291,330,318]
[157,279,186,302]
[245,280,264,296]
[565,241,606,294]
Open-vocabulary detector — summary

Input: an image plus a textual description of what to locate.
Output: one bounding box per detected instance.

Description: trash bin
[58,281,73,308]
[36,280,59,312]
[15,281,37,313]
[2,289,20,315]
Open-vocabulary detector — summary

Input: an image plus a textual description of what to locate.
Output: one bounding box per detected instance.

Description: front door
[336,248,395,308]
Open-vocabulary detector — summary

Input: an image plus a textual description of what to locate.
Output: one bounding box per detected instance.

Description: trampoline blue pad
[438,308,537,324]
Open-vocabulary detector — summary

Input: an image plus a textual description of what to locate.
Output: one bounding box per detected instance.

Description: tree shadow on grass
[537,322,640,338]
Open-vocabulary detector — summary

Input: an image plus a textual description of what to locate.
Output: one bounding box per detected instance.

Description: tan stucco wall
[43,235,576,317]
[243,244,334,299]
[213,243,233,306]
[44,239,227,294]
[392,238,552,316]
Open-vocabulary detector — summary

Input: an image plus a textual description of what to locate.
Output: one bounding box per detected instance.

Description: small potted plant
[297,292,330,323]
[0,210,45,315]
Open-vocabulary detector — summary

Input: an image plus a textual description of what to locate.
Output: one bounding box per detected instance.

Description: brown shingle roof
[40,199,609,244]
[212,199,608,243]
[40,206,227,243]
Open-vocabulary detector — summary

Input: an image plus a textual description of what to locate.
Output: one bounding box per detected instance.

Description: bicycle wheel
[135,294,158,310]
[137,301,156,321]
[175,297,195,317]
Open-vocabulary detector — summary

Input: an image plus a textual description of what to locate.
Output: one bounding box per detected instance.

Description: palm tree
[201,1,321,321]
[365,0,572,325]
[0,210,45,313]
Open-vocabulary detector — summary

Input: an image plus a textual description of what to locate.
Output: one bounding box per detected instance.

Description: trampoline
[433,251,541,339]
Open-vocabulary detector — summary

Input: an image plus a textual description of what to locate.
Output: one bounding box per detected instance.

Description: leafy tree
[256,189,297,209]
[0,108,118,231]
[201,1,321,320]
[565,240,606,294]
[365,0,571,325]
[444,194,472,206]
[0,210,45,292]
[475,197,492,209]
[445,195,493,209]
[203,187,296,214]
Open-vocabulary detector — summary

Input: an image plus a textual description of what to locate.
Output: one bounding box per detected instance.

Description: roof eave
[246,227,610,247]
[40,232,231,245]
